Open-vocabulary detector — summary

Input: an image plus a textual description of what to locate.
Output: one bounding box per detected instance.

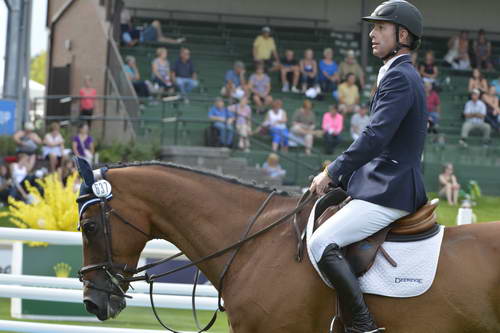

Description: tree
[30,51,47,85]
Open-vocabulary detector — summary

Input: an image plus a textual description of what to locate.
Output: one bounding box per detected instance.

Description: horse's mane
[106,160,293,196]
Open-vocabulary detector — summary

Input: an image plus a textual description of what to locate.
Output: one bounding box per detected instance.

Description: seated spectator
[473,29,493,72]
[468,68,488,94]
[58,158,77,187]
[459,89,491,147]
[208,97,235,147]
[482,85,500,132]
[425,82,441,134]
[122,19,185,46]
[228,97,252,151]
[291,100,316,155]
[79,75,97,125]
[222,61,248,100]
[72,123,95,165]
[318,48,339,96]
[338,73,360,114]
[253,26,280,71]
[491,73,500,97]
[339,49,365,89]
[249,64,273,110]
[419,50,439,85]
[300,49,318,92]
[280,50,300,93]
[439,163,461,206]
[262,153,286,181]
[444,31,471,70]
[8,152,32,202]
[350,104,370,140]
[152,47,174,93]
[322,104,343,154]
[42,122,66,174]
[264,99,288,152]
[0,163,11,205]
[172,48,199,100]
[13,122,41,172]
[124,55,150,98]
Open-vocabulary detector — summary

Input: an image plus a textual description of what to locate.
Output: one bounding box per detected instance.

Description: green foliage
[98,142,159,163]
[30,51,47,85]
[0,136,17,156]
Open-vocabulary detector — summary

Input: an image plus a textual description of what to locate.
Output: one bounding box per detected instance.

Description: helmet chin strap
[381,25,411,61]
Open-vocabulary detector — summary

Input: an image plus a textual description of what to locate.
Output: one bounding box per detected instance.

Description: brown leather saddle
[313,188,441,277]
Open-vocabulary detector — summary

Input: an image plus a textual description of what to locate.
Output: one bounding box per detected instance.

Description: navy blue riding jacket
[327,54,427,213]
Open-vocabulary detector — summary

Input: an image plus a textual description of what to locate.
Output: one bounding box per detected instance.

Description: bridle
[77,167,315,332]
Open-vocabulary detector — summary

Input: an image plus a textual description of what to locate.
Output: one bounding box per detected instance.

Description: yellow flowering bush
[0,173,79,246]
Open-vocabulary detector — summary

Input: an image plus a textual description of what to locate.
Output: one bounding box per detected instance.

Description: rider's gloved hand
[309,169,333,196]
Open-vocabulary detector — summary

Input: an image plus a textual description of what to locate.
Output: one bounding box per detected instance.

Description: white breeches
[309,199,409,262]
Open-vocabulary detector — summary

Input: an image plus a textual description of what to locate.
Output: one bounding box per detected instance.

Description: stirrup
[347,328,386,333]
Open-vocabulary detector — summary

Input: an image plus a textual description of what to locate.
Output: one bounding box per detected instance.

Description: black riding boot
[318,243,383,333]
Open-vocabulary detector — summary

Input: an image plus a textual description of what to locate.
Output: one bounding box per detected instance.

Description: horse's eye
[83,221,97,234]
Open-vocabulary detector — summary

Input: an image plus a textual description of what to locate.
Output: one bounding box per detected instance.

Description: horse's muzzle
[83,286,126,321]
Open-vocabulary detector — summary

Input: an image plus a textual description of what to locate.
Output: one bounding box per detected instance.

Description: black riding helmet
[363,0,423,60]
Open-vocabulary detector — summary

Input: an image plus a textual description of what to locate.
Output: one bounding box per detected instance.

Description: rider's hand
[309,170,332,196]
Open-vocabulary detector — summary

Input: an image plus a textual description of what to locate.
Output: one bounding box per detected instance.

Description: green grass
[0,298,229,332]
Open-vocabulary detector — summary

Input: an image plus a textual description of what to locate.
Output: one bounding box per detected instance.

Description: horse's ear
[73,156,95,186]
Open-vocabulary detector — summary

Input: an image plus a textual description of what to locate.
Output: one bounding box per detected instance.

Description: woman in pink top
[322,104,344,154]
[79,75,97,125]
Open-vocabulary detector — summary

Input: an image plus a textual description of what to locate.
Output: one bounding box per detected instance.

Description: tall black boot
[318,243,383,333]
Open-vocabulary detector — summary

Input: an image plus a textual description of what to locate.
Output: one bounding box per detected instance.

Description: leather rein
[77,182,315,332]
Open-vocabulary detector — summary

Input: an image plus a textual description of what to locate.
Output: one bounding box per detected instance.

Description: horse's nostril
[84,299,99,315]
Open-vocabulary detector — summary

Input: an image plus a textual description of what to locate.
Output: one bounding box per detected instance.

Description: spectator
[120,8,139,47]
[473,29,493,71]
[482,85,500,132]
[444,31,470,70]
[410,51,419,69]
[172,48,199,101]
[318,48,339,96]
[425,82,441,134]
[123,19,185,46]
[72,123,95,165]
[322,104,343,154]
[0,163,11,206]
[300,49,318,92]
[58,158,77,187]
[249,64,273,110]
[350,104,370,140]
[468,68,488,94]
[264,99,289,152]
[42,122,66,174]
[338,73,360,114]
[439,163,461,206]
[228,97,252,151]
[262,153,286,181]
[208,97,235,147]
[8,153,32,202]
[152,47,174,94]
[338,49,365,89]
[13,122,41,172]
[222,61,248,100]
[124,55,150,98]
[252,26,280,71]
[491,73,500,97]
[459,89,491,147]
[280,50,300,93]
[79,75,97,124]
[419,50,439,85]
[291,99,316,155]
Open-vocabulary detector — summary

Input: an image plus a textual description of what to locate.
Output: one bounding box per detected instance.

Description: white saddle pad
[306,200,445,298]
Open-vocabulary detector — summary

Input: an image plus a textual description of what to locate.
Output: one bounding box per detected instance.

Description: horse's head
[74,158,150,320]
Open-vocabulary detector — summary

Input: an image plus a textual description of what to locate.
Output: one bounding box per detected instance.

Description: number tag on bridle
[92,180,112,198]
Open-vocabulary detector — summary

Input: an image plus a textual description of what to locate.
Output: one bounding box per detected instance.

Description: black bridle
[77,176,315,332]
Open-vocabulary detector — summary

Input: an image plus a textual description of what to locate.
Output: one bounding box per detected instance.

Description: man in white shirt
[460,89,491,147]
[350,105,370,140]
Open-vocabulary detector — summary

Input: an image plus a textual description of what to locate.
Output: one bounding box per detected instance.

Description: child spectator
[13,122,41,172]
[419,50,439,85]
[339,50,365,89]
[280,50,300,93]
[459,89,491,147]
[124,55,150,98]
[79,75,97,125]
[290,99,316,155]
[350,104,370,140]
[322,104,343,154]
[264,99,288,152]
[222,61,248,100]
[468,68,488,94]
[300,49,318,92]
[42,122,66,173]
[439,163,461,206]
[249,64,273,110]
[262,153,286,181]
[425,82,441,134]
[338,73,360,114]
[172,48,199,101]
[473,29,492,71]
[318,48,339,96]
[228,97,252,151]
[253,26,280,71]
[72,123,95,165]
[482,85,500,133]
[208,97,235,147]
[152,47,174,94]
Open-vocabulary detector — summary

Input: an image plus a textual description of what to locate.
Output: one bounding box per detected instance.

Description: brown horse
[79,161,500,332]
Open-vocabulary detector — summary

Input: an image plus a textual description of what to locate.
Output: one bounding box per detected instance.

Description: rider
[309,1,426,332]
